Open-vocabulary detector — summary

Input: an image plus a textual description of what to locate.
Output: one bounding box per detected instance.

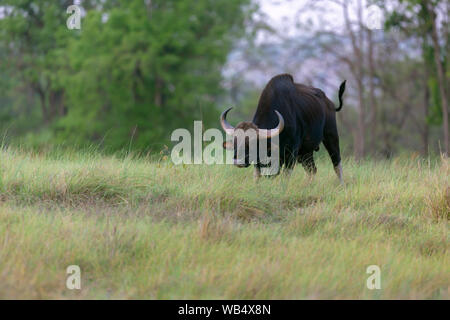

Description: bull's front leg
[298,152,317,177]
[281,155,296,179]
[253,165,261,181]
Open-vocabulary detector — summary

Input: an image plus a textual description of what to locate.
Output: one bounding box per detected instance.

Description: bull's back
[254,75,333,154]
[293,84,335,151]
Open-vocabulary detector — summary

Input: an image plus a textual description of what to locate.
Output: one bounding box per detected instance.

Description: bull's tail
[335,80,346,112]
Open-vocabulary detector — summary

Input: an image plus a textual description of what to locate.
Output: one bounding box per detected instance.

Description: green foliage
[380,0,448,127]
[0,0,253,151]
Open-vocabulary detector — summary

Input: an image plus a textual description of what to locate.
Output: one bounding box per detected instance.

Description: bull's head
[220,107,284,168]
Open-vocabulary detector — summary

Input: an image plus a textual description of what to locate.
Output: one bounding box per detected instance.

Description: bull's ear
[222,141,233,149]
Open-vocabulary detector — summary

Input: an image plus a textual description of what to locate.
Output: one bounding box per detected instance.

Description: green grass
[0,147,448,299]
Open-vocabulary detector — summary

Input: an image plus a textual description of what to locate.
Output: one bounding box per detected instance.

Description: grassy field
[0,147,448,299]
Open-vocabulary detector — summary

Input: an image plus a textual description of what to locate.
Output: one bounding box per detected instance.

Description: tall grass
[0,147,448,299]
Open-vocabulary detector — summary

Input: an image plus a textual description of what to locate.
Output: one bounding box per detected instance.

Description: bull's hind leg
[280,148,297,177]
[323,129,344,184]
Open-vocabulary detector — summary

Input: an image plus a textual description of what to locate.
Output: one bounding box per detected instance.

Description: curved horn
[257,110,285,139]
[220,107,235,135]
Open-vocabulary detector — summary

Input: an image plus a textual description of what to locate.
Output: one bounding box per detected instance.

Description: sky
[257,0,384,39]
[225,1,356,86]
[258,0,314,36]
[223,0,384,100]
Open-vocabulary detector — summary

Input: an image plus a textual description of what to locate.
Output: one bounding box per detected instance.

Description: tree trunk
[356,77,366,159]
[428,2,449,156]
[367,29,378,154]
[49,89,66,118]
[343,0,366,160]
[154,76,163,108]
[35,85,49,125]
[422,84,430,156]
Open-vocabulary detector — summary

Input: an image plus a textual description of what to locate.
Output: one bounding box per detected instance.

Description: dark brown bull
[220,73,346,182]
